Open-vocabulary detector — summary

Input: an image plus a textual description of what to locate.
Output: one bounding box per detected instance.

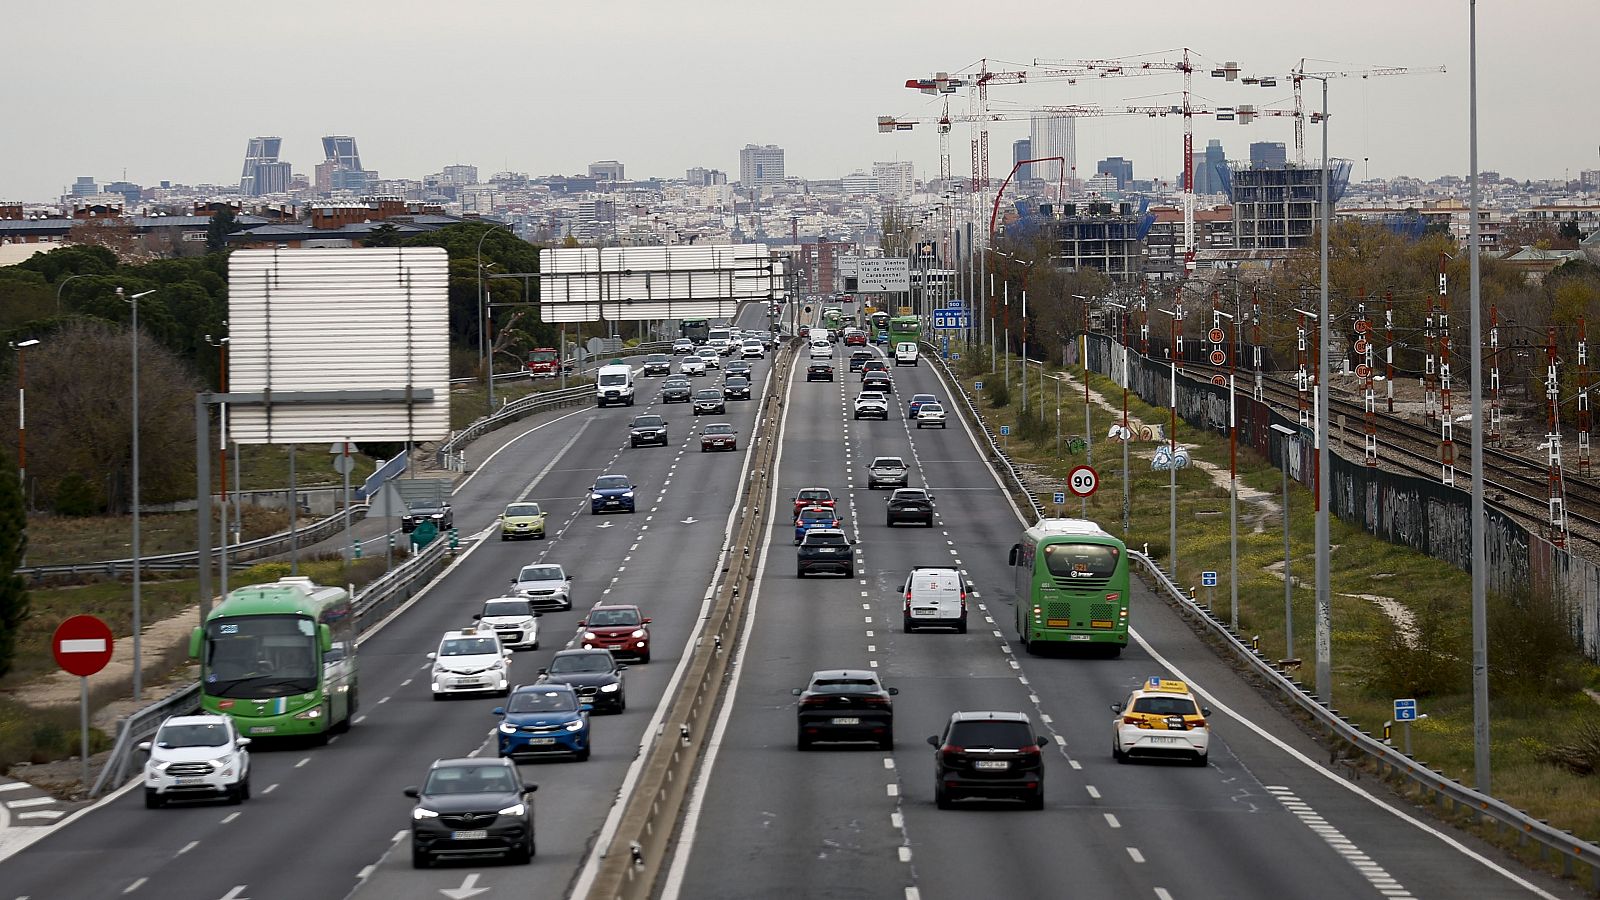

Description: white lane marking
[1085,785,1101,799]
[0,783,29,792]
[886,783,898,797]
[1104,813,1121,828]
[15,810,63,821]
[393,830,408,842]
[294,758,310,768]
[1265,788,1411,897]
[357,865,373,879]
[261,784,277,795]
[177,840,198,856]
[1131,629,1557,899]
[4,798,53,809]
[221,812,240,824]
[891,812,903,828]
[1127,847,1146,863]
[1155,889,1174,900]
[898,845,913,862]
[353,715,367,724]
[122,877,147,894]
[883,758,895,770]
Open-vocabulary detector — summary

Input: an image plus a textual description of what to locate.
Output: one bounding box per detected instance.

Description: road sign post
[999,424,1010,452]
[1393,698,1418,755]
[54,615,114,789]
[1201,570,1219,611]
[1051,490,1067,517]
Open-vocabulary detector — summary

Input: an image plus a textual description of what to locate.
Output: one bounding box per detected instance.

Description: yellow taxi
[1110,677,1211,766]
[499,501,547,541]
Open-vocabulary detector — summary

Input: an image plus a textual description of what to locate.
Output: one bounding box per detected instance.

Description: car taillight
[1018,743,1041,755]
[1122,716,1145,727]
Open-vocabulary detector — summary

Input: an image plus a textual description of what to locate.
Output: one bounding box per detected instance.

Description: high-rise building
[71,176,99,197]
[739,144,785,189]
[1028,116,1076,191]
[1182,139,1228,194]
[322,136,363,172]
[842,171,878,196]
[686,167,728,186]
[1096,157,1134,189]
[1013,139,1032,180]
[589,160,625,181]
[316,135,374,194]
[1229,159,1352,250]
[441,164,478,186]
[104,181,143,207]
[1250,141,1288,170]
[873,160,915,200]
[239,137,286,196]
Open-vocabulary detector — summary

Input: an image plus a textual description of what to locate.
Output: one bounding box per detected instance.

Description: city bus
[679,318,711,344]
[1009,519,1130,655]
[822,307,845,331]
[888,315,920,347]
[189,576,358,740]
[866,310,891,344]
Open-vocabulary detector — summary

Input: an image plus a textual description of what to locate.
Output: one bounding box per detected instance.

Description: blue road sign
[1393,698,1417,722]
[1052,491,1067,505]
[999,425,1011,436]
[932,308,972,330]
[947,298,965,310]
[974,381,983,390]
[1201,570,1218,587]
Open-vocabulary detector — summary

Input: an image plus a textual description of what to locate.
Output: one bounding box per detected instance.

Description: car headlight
[622,491,634,498]
[431,513,444,519]
[490,660,505,670]
[498,722,518,734]
[590,492,601,500]
[564,720,585,732]
[520,618,536,628]
[413,807,440,820]
[630,629,646,638]
[583,631,597,640]
[498,802,526,816]
[600,683,620,693]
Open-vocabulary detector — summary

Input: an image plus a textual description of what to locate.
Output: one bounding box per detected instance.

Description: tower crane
[1238,61,1446,163]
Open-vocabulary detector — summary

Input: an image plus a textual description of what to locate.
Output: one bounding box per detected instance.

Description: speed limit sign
[1068,465,1099,498]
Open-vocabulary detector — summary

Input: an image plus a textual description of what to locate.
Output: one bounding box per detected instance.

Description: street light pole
[54,273,92,315]
[1106,301,1132,535]
[1155,303,1181,577]
[475,222,512,416]
[1271,422,1297,660]
[10,339,39,496]
[121,287,157,701]
[1467,0,1492,794]
[1312,71,1334,705]
[204,332,230,596]
[1216,308,1240,630]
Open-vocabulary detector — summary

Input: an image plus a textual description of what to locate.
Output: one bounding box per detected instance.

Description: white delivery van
[894,342,919,366]
[595,363,636,407]
[901,566,967,633]
[809,339,833,359]
[812,328,832,345]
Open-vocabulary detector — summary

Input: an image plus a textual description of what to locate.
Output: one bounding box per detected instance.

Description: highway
[0,306,777,900]
[665,341,1576,900]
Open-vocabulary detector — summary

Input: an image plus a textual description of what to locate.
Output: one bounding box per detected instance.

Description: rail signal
[1210,350,1227,366]
[1207,327,1225,344]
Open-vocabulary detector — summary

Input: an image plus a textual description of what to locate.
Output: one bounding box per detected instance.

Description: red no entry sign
[53,615,114,677]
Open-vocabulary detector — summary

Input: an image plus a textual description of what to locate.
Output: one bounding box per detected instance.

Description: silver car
[867,456,909,490]
[511,563,573,611]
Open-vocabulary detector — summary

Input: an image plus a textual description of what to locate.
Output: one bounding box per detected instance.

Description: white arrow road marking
[596,522,614,529]
[681,517,698,525]
[439,873,491,899]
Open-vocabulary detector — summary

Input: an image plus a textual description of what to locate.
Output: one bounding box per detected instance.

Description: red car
[580,604,652,663]
[798,325,811,338]
[700,422,738,452]
[793,487,836,517]
[844,330,868,347]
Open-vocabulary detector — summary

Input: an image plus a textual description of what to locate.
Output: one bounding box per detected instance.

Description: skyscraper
[1096,157,1134,189]
[1028,116,1076,193]
[239,137,284,196]
[322,136,362,172]
[739,144,785,189]
[1250,141,1288,170]
[872,160,915,200]
[317,135,374,194]
[1012,139,1032,180]
[1182,139,1228,194]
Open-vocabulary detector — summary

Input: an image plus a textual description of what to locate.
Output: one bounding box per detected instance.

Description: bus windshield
[203,615,320,698]
[1042,543,1121,579]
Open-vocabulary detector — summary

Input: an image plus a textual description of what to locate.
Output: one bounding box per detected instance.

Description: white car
[511,563,573,611]
[474,596,541,650]
[741,339,764,359]
[696,347,722,369]
[429,629,513,699]
[672,338,695,355]
[140,714,251,808]
[853,392,889,420]
[1111,677,1212,766]
[679,355,707,376]
[809,340,832,360]
[915,402,947,429]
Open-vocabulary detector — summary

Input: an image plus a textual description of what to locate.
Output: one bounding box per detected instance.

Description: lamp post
[1271,422,1298,660]
[204,331,230,596]
[1216,307,1240,630]
[10,339,39,495]
[120,287,157,701]
[54,274,93,315]
[1467,0,1491,794]
[1154,301,1183,577]
[1073,294,1092,471]
[475,222,513,415]
[1105,300,1132,535]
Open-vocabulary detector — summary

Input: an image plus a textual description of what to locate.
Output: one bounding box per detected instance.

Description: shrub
[985,378,1011,408]
[53,473,100,517]
[1363,595,1465,699]
[1489,589,1585,695]
[1540,718,1600,776]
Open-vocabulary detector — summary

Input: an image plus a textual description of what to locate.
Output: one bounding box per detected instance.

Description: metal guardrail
[587,340,796,900]
[1131,550,1600,893]
[87,535,455,798]
[447,341,676,385]
[17,504,371,580]
[928,338,1600,893]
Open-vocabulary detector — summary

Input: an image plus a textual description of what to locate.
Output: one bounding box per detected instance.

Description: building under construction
[1224,160,1351,250]
[1044,201,1153,283]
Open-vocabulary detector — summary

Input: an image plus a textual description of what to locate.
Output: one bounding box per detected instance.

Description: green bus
[189,576,358,740]
[1009,519,1130,655]
[866,311,891,344]
[822,307,845,331]
[888,315,920,346]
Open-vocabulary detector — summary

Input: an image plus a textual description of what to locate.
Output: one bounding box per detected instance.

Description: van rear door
[905,569,963,622]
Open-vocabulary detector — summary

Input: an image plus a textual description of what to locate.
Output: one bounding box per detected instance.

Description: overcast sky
[3,0,1594,201]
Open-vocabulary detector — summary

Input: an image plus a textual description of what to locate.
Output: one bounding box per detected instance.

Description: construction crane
[1238,61,1447,163]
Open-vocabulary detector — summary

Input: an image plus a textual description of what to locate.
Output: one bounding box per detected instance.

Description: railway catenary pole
[1385,291,1396,413]
[1155,299,1182,577]
[1312,71,1333,706]
[1488,304,1502,443]
[1578,318,1591,476]
[1439,259,1457,486]
[1468,0,1491,794]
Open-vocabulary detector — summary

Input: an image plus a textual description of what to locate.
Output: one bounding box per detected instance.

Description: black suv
[538,648,627,713]
[661,377,692,403]
[927,711,1048,809]
[794,669,898,750]
[806,361,834,382]
[692,389,726,416]
[886,488,934,527]
[641,354,673,376]
[797,528,854,578]
[404,757,537,867]
[401,502,453,533]
[628,414,669,447]
[723,375,752,400]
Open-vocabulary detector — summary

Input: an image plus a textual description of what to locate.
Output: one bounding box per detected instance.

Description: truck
[524,348,569,379]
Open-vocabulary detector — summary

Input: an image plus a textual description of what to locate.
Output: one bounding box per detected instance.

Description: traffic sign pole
[54,616,114,790]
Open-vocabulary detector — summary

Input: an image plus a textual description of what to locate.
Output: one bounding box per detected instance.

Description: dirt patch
[20,605,202,715]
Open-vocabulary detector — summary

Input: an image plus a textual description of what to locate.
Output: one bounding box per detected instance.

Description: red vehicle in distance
[525,348,569,379]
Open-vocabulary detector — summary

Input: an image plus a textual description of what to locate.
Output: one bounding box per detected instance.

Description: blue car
[794,505,842,544]
[495,684,592,761]
[590,474,637,514]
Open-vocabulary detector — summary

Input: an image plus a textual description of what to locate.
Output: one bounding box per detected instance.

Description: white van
[901,566,967,633]
[809,339,833,359]
[894,342,919,366]
[812,328,832,345]
[595,363,636,407]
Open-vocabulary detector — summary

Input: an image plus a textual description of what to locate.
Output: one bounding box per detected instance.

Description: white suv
[853,392,889,420]
[141,714,251,808]
[429,629,513,699]
[474,596,541,650]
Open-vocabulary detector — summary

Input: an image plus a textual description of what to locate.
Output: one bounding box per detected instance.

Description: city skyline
[2,0,1598,201]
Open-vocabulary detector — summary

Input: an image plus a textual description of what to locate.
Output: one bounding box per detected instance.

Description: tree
[364,223,404,247]
[205,206,241,252]
[0,448,28,678]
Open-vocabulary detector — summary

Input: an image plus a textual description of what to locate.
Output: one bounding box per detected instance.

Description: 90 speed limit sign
[1068,465,1099,498]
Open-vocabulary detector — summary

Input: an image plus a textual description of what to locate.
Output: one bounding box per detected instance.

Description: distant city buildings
[440,164,478,186]
[315,135,375,194]
[1096,157,1134,189]
[1230,160,1352,250]
[239,137,292,196]
[1012,139,1032,180]
[70,176,98,197]
[588,160,625,181]
[842,171,877,196]
[1250,141,1288,171]
[686,167,727,186]
[1183,139,1228,194]
[872,160,915,201]
[1028,116,1076,192]
[739,144,785,189]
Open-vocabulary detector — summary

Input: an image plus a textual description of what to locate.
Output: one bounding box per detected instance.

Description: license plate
[1046,618,1071,627]
[451,830,488,841]
[248,726,276,735]
[1069,634,1093,642]
[528,738,557,745]
[174,777,205,785]
[974,760,1009,770]
[456,678,484,685]
[817,548,837,554]
[831,717,861,725]
[1151,736,1180,744]
[913,609,938,617]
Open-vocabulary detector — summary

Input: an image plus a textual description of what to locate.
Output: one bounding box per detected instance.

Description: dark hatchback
[641,354,673,376]
[722,376,752,400]
[661,377,693,403]
[886,488,935,527]
[928,711,1048,810]
[725,359,754,379]
[849,349,875,372]
[692,389,726,415]
[538,648,627,713]
[862,372,892,394]
[405,757,536,867]
[794,669,898,750]
[401,502,453,533]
